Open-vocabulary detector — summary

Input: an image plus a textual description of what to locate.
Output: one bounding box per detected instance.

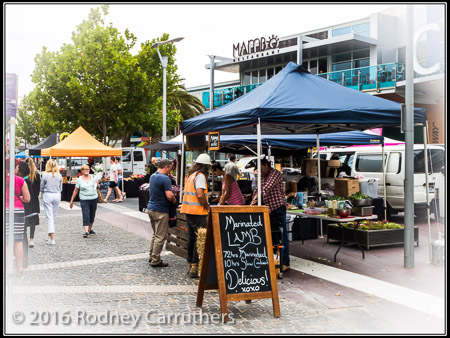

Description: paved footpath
[5,199,446,334]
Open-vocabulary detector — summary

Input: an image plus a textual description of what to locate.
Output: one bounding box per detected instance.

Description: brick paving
[5,199,446,334]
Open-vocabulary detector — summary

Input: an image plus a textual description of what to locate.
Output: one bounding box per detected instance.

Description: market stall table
[287,210,378,262]
[123,178,145,198]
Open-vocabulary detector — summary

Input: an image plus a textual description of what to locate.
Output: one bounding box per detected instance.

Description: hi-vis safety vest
[180,172,208,215]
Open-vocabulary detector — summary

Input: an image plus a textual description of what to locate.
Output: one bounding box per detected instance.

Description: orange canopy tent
[40,126,122,157]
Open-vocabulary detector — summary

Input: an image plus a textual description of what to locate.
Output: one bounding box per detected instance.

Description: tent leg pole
[382,142,387,220]
[317,132,323,238]
[424,125,432,263]
[257,119,261,206]
[180,133,185,203]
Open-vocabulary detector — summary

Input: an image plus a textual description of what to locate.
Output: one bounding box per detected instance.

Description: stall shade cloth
[40,126,122,157]
[28,134,57,156]
[181,62,427,136]
[143,131,384,152]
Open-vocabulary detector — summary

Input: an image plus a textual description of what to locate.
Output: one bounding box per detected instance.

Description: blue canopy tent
[180,62,427,225]
[15,150,27,158]
[182,62,426,136]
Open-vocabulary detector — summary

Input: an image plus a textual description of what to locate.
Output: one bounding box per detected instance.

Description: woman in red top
[6,158,30,276]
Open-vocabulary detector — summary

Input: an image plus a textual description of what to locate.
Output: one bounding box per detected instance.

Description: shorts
[109,181,117,188]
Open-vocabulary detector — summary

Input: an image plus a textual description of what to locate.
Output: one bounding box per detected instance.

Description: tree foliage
[16,5,204,146]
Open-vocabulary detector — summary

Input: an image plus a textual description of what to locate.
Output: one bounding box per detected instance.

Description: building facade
[188,5,445,144]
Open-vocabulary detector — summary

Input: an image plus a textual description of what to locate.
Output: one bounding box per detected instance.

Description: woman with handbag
[69,164,103,238]
[40,159,63,245]
[6,158,31,277]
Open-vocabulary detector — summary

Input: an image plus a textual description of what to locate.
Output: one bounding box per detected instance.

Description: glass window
[244,72,251,85]
[332,61,352,72]
[353,49,370,59]
[267,68,274,79]
[259,69,267,83]
[355,154,386,172]
[122,151,131,162]
[319,58,328,74]
[134,151,143,162]
[332,26,351,37]
[275,66,282,74]
[309,60,318,74]
[251,71,258,84]
[332,52,352,63]
[353,58,370,68]
[352,22,370,33]
[414,149,445,173]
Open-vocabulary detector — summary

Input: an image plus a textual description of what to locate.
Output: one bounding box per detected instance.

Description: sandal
[115,200,123,203]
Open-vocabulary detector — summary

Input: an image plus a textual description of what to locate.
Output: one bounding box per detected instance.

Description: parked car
[320,144,445,218]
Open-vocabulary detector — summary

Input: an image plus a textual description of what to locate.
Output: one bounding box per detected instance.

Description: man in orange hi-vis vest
[180,153,212,278]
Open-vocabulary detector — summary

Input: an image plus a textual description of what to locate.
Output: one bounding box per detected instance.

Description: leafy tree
[17,6,182,146]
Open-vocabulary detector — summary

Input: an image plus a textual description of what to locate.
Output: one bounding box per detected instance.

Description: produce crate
[334,178,359,197]
[166,209,188,259]
[327,224,419,250]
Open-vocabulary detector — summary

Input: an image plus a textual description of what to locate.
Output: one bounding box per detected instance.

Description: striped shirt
[223,180,245,205]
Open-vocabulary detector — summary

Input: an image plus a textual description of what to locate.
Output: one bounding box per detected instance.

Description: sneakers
[29,239,34,248]
[89,230,96,235]
[83,232,89,238]
[46,239,56,245]
[151,260,169,268]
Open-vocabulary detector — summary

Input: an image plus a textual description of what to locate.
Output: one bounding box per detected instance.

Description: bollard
[431,232,445,266]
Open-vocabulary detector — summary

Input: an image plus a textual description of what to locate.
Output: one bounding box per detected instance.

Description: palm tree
[167,84,206,121]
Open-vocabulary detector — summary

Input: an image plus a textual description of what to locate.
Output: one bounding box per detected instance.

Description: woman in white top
[114,156,126,200]
[70,164,103,238]
[105,157,123,203]
[40,159,63,245]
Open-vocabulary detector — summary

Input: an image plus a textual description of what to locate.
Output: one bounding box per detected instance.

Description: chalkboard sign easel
[196,206,280,322]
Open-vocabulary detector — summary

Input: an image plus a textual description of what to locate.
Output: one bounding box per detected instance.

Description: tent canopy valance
[181,62,426,136]
[28,134,57,156]
[40,126,122,157]
[142,131,384,153]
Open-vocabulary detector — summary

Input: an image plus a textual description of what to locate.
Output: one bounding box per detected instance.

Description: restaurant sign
[233,34,279,58]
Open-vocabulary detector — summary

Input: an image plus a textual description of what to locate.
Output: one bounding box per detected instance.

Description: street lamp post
[151,37,184,158]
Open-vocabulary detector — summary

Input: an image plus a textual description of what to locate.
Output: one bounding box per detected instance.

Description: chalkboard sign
[98,180,110,199]
[196,206,280,322]
[208,132,220,151]
[186,134,206,151]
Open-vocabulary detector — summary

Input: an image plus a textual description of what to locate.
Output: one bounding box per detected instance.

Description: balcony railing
[202,62,444,109]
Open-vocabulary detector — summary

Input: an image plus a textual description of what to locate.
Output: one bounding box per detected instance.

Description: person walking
[251,157,290,272]
[105,157,123,203]
[180,153,211,278]
[23,159,41,249]
[114,156,126,200]
[147,159,176,268]
[6,158,30,277]
[40,159,63,245]
[69,164,104,238]
[212,163,245,205]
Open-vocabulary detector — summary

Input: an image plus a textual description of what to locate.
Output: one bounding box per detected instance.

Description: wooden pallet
[166,209,188,259]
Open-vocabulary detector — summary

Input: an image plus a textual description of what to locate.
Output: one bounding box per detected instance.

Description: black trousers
[186,214,207,264]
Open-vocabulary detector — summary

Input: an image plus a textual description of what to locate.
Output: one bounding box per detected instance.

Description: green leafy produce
[349,191,371,200]
[328,196,346,201]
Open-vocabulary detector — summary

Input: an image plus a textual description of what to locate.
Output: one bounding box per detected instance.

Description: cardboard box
[334,178,360,198]
[327,160,341,168]
[301,159,327,177]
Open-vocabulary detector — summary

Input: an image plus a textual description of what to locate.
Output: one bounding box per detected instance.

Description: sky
[5,3,395,103]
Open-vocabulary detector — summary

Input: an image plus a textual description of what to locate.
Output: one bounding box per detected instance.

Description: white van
[106,147,147,177]
[320,144,445,217]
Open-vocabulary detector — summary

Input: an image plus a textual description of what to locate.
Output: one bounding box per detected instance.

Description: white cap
[196,153,212,165]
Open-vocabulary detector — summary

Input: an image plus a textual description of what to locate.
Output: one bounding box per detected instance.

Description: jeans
[270,205,290,266]
[186,214,207,264]
[80,198,98,226]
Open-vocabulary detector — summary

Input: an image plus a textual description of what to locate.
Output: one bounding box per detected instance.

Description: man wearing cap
[180,153,211,278]
[251,157,290,272]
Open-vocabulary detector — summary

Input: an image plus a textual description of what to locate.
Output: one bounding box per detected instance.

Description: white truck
[320,144,445,218]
